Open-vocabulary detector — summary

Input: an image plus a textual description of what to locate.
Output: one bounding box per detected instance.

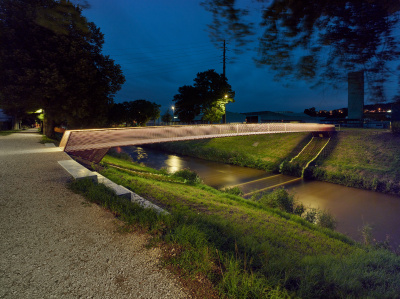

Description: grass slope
[78,155,400,298]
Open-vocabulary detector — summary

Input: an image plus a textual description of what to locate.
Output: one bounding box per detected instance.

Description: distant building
[348,71,364,120]
[225,111,246,123]
[242,111,316,123]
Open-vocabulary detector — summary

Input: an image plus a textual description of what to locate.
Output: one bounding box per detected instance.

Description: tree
[161,109,173,123]
[126,100,160,126]
[202,0,400,101]
[0,0,125,137]
[173,85,202,123]
[173,70,235,123]
[108,102,127,126]
[304,107,317,117]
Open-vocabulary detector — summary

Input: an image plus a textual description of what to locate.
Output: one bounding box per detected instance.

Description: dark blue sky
[82,0,398,114]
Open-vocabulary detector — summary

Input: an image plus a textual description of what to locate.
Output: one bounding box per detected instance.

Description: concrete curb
[58,159,168,214]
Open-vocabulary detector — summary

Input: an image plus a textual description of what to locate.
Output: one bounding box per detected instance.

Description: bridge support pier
[69,148,110,164]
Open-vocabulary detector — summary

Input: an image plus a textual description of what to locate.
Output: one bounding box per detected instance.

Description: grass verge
[0,129,23,136]
[68,155,400,298]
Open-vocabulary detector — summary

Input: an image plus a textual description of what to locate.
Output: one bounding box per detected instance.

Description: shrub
[361,224,373,246]
[173,169,202,184]
[317,210,337,230]
[294,203,306,216]
[259,188,295,213]
[280,161,302,177]
[304,208,319,224]
[223,186,244,196]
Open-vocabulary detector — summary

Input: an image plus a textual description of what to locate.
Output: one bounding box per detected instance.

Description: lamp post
[171,106,175,125]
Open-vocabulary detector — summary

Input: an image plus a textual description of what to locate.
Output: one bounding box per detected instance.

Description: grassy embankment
[152,129,400,195]
[69,152,400,298]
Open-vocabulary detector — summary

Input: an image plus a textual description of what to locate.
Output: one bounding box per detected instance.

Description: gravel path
[0,130,190,298]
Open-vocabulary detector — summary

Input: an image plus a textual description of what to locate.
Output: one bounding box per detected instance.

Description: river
[117,145,400,248]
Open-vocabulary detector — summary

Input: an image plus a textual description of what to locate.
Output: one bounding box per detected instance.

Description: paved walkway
[0,129,190,298]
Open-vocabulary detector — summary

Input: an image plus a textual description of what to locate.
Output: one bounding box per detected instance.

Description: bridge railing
[59,123,335,163]
[60,123,334,152]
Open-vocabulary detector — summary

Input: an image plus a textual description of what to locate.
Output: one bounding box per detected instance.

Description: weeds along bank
[152,129,400,195]
[70,155,400,298]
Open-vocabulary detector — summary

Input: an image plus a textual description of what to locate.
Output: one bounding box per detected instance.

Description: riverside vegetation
[69,150,400,298]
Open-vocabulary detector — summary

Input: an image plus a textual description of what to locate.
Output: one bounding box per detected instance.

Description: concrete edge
[58,159,167,214]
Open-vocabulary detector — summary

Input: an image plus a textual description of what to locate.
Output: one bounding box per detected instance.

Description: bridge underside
[59,123,335,163]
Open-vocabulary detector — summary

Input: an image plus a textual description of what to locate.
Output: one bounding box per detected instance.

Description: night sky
[82,0,399,114]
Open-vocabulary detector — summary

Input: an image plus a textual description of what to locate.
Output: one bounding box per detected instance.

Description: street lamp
[171,106,175,124]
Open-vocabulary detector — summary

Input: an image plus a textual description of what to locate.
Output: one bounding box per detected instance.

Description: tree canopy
[202,0,400,101]
[173,69,234,123]
[0,0,125,136]
[109,100,160,127]
[161,108,173,123]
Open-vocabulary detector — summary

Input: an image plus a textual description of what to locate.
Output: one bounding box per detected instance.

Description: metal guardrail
[60,123,335,163]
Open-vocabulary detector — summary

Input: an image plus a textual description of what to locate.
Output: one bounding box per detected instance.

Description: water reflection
[287,180,400,247]
[165,155,183,173]
[123,146,271,188]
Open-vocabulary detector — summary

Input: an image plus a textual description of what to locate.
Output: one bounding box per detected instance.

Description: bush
[317,210,337,230]
[280,161,303,177]
[304,208,319,224]
[259,188,296,213]
[173,169,202,184]
[223,186,244,196]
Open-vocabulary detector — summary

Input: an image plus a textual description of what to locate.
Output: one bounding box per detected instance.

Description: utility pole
[223,40,226,79]
[222,40,227,124]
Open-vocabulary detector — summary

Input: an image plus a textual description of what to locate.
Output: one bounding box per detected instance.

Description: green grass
[69,155,400,298]
[316,130,400,180]
[39,135,60,145]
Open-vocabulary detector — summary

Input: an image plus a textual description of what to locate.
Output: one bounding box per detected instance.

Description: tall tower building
[348,71,364,120]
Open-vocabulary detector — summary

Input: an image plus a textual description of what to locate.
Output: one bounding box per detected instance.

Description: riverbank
[92,153,400,298]
[151,129,400,195]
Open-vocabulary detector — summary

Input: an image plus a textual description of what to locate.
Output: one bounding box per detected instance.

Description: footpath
[0,129,190,298]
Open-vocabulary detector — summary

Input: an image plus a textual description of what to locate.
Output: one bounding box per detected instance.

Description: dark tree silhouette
[173,70,235,123]
[0,0,125,136]
[202,0,400,101]
[161,109,173,123]
[126,100,161,126]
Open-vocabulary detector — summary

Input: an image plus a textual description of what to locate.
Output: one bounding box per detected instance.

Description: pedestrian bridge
[59,123,335,163]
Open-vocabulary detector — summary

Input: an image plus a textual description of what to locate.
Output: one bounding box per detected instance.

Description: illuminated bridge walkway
[60,123,335,163]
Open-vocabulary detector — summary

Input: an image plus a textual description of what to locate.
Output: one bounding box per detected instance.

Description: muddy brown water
[118,146,400,248]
